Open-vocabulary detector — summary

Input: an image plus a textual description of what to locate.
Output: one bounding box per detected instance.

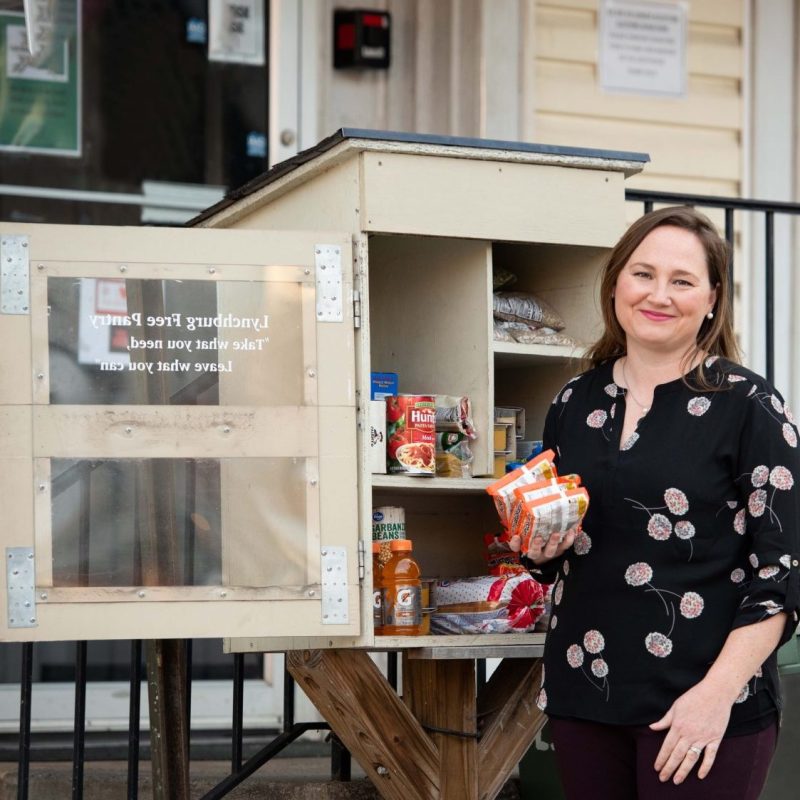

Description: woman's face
[613,225,718,357]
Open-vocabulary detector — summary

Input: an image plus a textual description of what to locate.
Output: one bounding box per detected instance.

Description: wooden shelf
[371,475,495,494]
[492,340,583,367]
[370,632,546,657]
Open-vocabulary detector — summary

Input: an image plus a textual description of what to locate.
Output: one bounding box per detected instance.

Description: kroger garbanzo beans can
[372,506,406,541]
[386,395,436,475]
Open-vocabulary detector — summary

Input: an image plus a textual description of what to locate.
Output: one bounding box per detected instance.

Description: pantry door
[0,223,360,642]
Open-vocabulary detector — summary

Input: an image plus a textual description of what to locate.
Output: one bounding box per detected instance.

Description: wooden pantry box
[0,130,647,652]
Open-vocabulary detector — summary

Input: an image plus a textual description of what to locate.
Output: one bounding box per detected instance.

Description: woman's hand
[525,528,577,564]
[649,678,733,784]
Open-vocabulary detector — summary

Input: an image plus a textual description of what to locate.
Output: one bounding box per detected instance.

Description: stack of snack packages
[487,449,590,571]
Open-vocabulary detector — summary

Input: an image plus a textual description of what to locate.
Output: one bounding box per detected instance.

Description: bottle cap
[389,538,412,551]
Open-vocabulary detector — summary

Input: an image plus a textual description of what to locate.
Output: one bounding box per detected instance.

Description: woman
[524,206,800,799]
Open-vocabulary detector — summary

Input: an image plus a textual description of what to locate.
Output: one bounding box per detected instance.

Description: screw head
[307,589,316,597]
[36,373,44,380]
[208,267,216,274]
[40,593,48,600]
[138,590,145,598]
[119,265,127,273]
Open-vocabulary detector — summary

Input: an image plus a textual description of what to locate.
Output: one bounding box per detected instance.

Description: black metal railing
[9,189,800,799]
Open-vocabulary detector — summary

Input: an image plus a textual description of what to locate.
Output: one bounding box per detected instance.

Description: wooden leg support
[287,650,547,800]
[287,649,439,800]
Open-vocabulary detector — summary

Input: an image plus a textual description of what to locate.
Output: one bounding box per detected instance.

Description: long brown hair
[585,206,741,389]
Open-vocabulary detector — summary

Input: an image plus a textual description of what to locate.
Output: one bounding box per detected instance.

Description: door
[0,224,360,642]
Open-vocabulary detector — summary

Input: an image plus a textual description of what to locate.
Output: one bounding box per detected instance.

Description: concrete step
[0,759,522,799]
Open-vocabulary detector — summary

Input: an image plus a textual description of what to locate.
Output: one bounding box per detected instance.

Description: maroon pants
[549,717,777,800]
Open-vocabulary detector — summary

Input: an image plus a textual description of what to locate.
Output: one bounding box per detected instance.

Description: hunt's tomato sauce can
[386,395,436,476]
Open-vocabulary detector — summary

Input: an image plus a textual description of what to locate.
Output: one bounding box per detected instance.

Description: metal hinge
[321,546,348,625]
[0,235,30,315]
[352,288,362,329]
[315,244,343,322]
[357,539,366,582]
[6,548,37,628]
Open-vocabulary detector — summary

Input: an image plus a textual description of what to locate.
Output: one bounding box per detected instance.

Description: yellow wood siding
[534,1,745,198]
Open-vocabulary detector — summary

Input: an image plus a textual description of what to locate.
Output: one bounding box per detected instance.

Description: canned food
[386,395,436,476]
[372,506,406,541]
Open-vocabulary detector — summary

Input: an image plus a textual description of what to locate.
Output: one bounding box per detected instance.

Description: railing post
[71,641,88,800]
[17,643,33,800]
[765,211,775,385]
[232,653,245,771]
[127,640,142,800]
[724,207,735,313]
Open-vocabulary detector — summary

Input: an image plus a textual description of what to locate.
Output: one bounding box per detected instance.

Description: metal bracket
[6,548,37,628]
[352,287,362,329]
[357,539,366,583]
[315,244,343,322]
[321,546,348,625]
[0,235,30,315]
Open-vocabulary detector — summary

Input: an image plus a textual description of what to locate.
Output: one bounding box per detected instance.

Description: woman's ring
[688,746,703,756]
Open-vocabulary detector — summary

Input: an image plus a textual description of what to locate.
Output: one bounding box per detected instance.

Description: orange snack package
[518,487,590,553]
[486,449,557,528]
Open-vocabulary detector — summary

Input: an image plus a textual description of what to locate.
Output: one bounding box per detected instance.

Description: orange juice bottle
[382,539,422,635]
[372,542,385,635]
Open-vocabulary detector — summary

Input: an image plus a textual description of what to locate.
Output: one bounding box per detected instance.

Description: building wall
[532,0,745,197]
[305,0,745,201]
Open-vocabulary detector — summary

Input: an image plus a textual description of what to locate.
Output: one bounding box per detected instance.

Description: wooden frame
[0,224,360,642]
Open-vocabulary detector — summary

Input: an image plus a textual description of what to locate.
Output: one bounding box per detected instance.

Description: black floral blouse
[528,356,800,734]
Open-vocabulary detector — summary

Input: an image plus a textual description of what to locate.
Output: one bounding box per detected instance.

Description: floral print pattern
[567,630,611,700]
[540,357,800,729]
[687,397,711,416]
[645,632,673,658]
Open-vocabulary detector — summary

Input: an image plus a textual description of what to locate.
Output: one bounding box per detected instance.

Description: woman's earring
[707,311,714,320]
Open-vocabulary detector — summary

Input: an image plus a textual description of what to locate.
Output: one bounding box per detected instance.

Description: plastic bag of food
[486,450,558,528]
[435,432,473,478]
[430,573,545,634]
[510,326,578,347]
[517,487,590,552]
[493,319,516,342]
[483,531,524,575]
[493,292,566,331]
[435,395,477,439]
[493,266,518,290]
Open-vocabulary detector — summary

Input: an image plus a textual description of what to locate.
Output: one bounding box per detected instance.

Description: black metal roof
[189,128,650,226]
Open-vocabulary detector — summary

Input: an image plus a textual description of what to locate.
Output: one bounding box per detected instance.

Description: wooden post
[477,659,545,800]
[127,280,191,800]
[287,649,439,800]
[403,654,479,798]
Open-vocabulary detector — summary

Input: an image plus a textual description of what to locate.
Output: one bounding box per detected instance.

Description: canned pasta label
[386,395,436,475]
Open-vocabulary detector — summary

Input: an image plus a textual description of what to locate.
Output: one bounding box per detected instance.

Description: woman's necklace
[621,358,651,415]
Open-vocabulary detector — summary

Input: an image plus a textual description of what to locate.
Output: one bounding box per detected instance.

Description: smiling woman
[522,207,800,800]
[613,225,717,360]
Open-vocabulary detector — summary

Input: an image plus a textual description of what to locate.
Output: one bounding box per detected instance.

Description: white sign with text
[599,0,688,97]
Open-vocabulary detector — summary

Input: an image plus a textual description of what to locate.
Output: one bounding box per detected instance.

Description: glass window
[51,457,312,589]
[48,277,307,406]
